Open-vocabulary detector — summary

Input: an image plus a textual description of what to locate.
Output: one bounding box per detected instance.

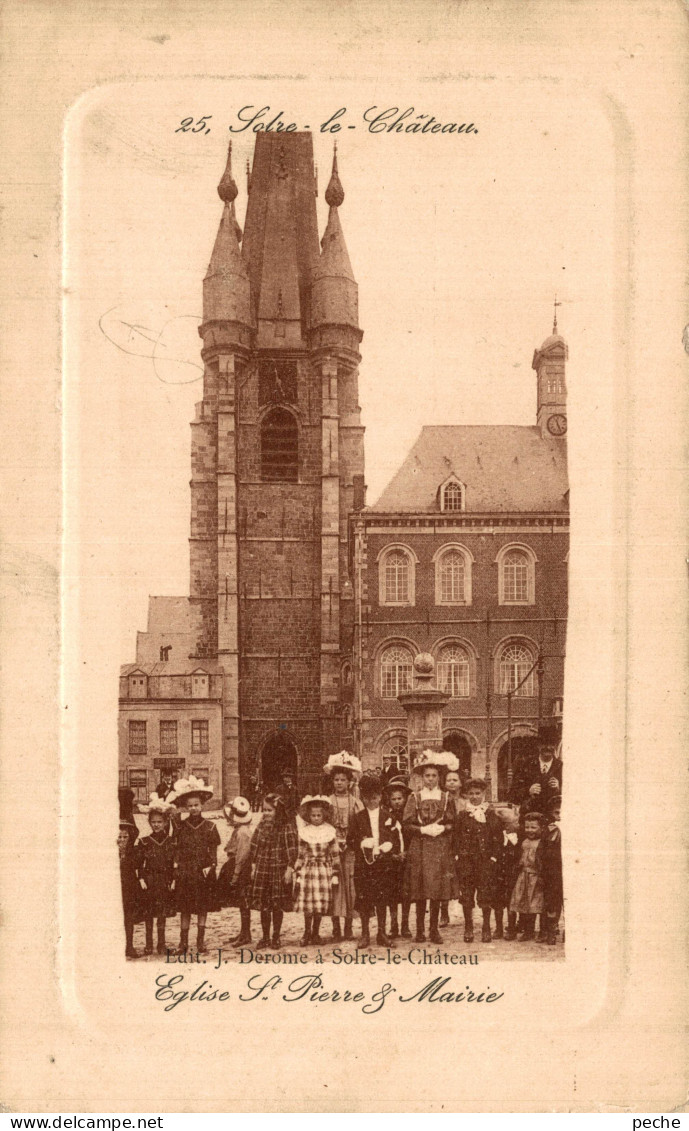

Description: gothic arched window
[260,407,298,482]
[437,644,471,698]
[498,641,536,697]
[380,645,413,698]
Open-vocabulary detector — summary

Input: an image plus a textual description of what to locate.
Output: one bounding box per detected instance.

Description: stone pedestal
[398,653,449,775]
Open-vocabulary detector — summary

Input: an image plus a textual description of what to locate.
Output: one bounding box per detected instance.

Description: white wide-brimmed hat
[323,750,362,777]
[298,794,334,821]
[146,792,175,815]
[169,775,213,806]
[413,749,460,773]
[224,796,252,825]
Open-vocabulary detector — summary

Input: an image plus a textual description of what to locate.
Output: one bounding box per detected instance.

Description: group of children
[118,747,563,958]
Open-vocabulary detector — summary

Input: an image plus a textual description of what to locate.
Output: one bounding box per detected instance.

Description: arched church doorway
[260,731,298,791]
[497,734,540,801]
[443,732,473,784]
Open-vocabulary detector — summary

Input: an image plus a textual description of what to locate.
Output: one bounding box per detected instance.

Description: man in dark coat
[509,731,562,815]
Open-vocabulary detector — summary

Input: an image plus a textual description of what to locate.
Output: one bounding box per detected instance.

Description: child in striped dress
[294,796,340,946]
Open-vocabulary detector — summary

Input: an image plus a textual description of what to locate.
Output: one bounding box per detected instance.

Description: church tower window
[260,407,298,482]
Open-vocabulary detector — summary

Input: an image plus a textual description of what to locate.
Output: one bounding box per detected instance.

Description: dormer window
[192,670,210,699]
[128,671,148,699]
[438,476,465,512]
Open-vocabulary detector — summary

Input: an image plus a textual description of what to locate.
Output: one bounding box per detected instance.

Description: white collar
[419,787,442,800]
[298,820,336,845]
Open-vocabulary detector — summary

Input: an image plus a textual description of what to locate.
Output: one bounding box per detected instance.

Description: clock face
[547,413,567,436]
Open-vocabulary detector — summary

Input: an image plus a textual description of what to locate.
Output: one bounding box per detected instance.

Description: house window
[378,546,415,606]
[380,735,409,774]
[129,673,147,698]
[192,672,209,699]
[434,544,473,605]
[191,720,209,754]
[128,720,147,755]
[159,720,178,754]
[129,768,148,802]
[261,407,298,482]
[118,770,127,788]
[441,481,464,511]
[496,544,536,605]
[437,645,470,698]
[499,642,536,697]
[380,646,413,698]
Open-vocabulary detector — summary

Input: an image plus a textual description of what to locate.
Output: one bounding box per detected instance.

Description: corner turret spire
[311,144,358,331]
[324,143,345,207]
[202,144,250,326]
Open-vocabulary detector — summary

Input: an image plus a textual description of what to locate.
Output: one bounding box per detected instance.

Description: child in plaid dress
[510,812,546,940]
[294,796,340,946]
[249,793,299,951]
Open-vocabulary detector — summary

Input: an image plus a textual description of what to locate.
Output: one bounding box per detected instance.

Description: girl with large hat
[402,750,457,945]
[168,776,220,955]
[293,796,340,946]
[137,793,176,956]
[323,750,363,943]
[216,797,254,947]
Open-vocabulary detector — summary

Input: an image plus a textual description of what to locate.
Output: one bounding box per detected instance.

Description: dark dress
[541,821,563,917]
[402,791,455,902]
[249,812,299,911]
[138,831,176,919]
[119,841,144,925]
[173,816,221,914]
[454,807,502,908]
[492,830,521,910]
[348,806,402,911]
[216,824,253,909]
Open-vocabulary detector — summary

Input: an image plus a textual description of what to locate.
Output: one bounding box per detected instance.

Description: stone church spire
[312,145,359,330]
[202,142,251,326]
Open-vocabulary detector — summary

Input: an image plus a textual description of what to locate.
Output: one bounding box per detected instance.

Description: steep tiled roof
[371,426,568,514]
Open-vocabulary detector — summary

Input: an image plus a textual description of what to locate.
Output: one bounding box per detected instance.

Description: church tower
[192,133,364,799]
[532,304,568,439]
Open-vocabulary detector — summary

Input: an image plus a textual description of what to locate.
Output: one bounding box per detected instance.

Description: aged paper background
[1,0,687,1113]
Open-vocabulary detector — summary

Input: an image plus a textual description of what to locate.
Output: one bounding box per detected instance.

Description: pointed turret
[202,142,251,327]
[311,145,359,332]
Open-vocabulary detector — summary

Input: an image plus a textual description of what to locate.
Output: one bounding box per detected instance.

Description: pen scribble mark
[98,306,203,384]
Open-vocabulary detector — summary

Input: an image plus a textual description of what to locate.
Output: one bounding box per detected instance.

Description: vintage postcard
[1,0,687,1114]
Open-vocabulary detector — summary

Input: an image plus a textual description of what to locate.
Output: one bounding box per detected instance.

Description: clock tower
[533,306,568,439]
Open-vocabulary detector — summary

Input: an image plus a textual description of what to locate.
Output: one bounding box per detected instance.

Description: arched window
[499,641,536,697]
[380,733,409,774]
[378,546,415,606]
[442,481,464,511]
[437,645,470,697]
[261,407,298,482]
[496,544,537,604]
[380,645,413,698]
[434,544,472,604]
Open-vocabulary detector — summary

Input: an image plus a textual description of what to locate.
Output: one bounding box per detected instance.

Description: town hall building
[119,131,568,805]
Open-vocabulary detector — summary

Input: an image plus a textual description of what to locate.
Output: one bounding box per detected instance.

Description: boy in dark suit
[454,779,503,943]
